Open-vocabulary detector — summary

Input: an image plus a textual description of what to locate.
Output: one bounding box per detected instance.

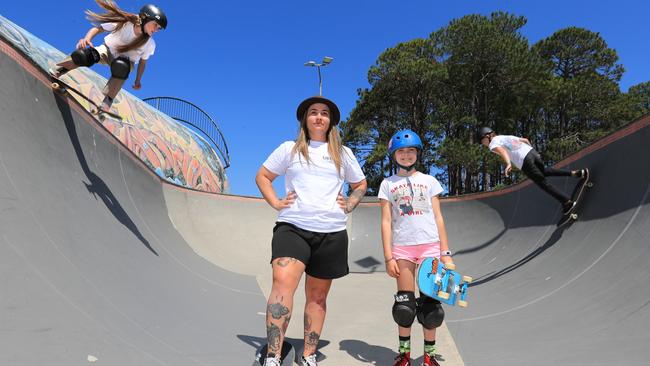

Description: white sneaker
[300,354,318,366]
[263,357,281,366]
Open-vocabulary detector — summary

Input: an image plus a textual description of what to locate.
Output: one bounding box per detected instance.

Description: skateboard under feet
[558,169,593,227]
[51,78,123,121]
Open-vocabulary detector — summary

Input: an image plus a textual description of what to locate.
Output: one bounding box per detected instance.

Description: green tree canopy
[342,13,647,196]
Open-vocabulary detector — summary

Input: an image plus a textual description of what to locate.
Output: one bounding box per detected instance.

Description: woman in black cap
[50,0,167,112]
[256,96,367,366]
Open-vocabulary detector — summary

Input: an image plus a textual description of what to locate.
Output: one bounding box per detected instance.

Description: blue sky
[2,0,648,197]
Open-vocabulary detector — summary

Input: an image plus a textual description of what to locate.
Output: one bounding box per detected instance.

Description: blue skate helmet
[388,129,423,156]
[388,129,423,172]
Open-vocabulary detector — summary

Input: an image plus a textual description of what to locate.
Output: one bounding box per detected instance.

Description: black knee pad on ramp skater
[71,47,100,67]
[110,57,131,80]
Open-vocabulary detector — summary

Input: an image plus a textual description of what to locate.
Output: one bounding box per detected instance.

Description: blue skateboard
[417,257,472,307]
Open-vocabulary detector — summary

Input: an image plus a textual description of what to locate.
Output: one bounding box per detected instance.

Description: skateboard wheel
[438,291,450,300]
[52,82,65,93]
[458,300,468,308]
[462,276,472,283]
[570,213,578,220]
[586,182,594,188]
[444,262,456,270]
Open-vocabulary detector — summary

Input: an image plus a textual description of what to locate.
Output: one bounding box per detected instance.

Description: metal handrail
[143,96,230,168]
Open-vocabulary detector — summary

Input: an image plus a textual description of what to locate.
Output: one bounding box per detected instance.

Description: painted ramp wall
[0,15,228,193]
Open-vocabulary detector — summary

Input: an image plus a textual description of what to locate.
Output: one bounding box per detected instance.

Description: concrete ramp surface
[2,19,650,366]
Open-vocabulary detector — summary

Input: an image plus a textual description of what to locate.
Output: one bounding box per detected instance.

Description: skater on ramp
[49,0,166,112]
[378,130,454,366]
[477,127,588,215]
[255,96,367,366]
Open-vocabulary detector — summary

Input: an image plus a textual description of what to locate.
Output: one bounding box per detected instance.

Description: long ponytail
[86,0,150,53]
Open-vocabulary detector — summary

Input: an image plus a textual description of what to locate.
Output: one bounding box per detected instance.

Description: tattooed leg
[303,313,321,356]
[266,257,304,356]
[275,257,298,268]
[267,293,293,356]
[266,322,282,355]
[303,275,332,356]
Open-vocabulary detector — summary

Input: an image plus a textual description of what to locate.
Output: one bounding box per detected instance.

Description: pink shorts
[392,243,440,264]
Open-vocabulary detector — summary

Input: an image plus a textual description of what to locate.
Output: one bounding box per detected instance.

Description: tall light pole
[304,56,333,96]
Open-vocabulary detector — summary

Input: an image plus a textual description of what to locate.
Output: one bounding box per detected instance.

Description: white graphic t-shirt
[101,22,156,63]
[488,135,533,169]
[263,141,365,233]
[378,172,444,246]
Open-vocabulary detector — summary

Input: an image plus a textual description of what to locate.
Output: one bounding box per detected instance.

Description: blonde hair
[86,0,149,54]
[292,110,345,175]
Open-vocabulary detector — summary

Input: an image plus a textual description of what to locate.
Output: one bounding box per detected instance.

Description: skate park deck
[1,19,650,366]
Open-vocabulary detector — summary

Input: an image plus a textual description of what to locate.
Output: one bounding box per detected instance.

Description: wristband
[385,257,396,263]
[441,250,452,257]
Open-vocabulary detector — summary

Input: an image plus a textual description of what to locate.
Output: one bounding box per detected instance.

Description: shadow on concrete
[54,94,156,256]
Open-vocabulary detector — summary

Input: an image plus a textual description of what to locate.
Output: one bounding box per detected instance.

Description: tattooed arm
[337,179,368,214]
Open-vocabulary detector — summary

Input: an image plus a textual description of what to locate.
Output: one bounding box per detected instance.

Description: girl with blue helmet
[388,129,423,172]
[379,129,453,366]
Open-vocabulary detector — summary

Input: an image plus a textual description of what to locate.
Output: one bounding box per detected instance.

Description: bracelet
[385,257,396,263]
[441,250,452,257]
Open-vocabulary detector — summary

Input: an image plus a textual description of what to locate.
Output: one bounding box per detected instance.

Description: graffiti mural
[0,15,229,193]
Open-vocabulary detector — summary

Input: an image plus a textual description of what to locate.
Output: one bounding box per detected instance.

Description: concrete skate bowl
[2,13,650,365]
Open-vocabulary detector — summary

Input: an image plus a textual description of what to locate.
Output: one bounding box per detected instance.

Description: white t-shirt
[488,135,533,169]
[263,141,366,233]
[101,22,156,63]
[378,172,444,246]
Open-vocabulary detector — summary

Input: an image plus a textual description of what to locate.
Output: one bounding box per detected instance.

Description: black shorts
[271,222,349,279]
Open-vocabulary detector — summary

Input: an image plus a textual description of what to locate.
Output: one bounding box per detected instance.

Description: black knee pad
[392,291,417,328]
[71,47,100,67]
[110,57,131,80]
[417,296,444,329]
